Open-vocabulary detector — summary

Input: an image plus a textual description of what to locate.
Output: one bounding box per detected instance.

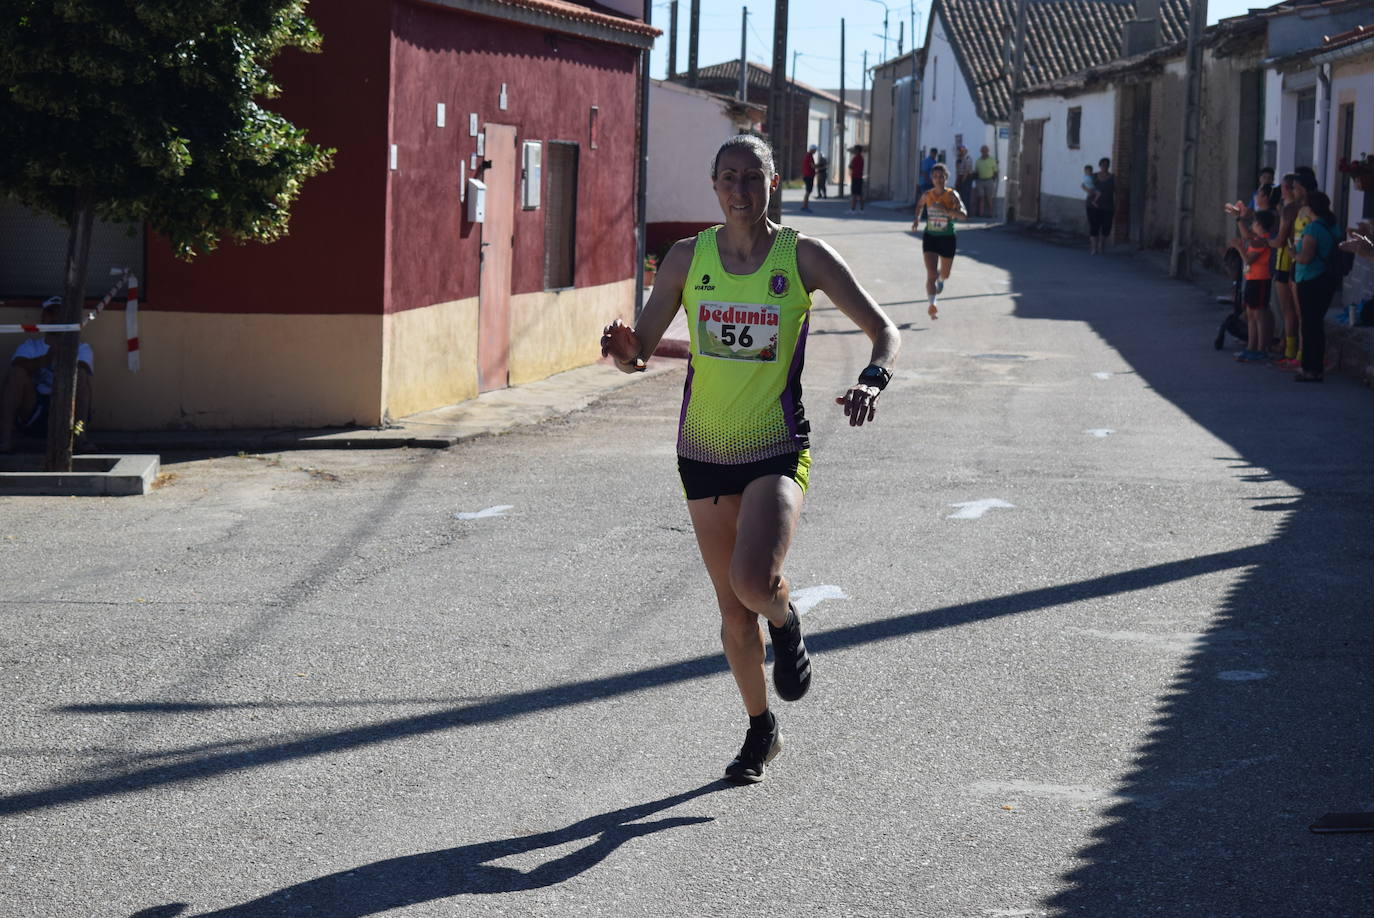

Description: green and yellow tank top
[922,189,958,236]
[1288,208,1312,269]
[678,226,812,464]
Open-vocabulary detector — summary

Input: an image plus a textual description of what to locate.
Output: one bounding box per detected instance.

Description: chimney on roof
[1122,0,1163,56]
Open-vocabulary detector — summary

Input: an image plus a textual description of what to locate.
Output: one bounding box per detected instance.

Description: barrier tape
[0,268,140,371]
[125,278,140,372]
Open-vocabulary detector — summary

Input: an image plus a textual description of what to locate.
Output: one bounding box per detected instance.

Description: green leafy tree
[1,0,333,470]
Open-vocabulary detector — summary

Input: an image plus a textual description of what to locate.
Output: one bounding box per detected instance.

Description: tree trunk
[45,192,95,473]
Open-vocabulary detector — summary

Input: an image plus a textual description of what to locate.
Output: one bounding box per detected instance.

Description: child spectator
[1236,209,1278,362]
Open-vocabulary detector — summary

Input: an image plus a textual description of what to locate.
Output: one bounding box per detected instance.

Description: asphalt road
[2,198,1371,918]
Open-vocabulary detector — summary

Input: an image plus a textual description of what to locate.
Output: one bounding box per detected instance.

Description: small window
[0,197,144,299]
[1067,107,1082,149]
[544,141,578,290]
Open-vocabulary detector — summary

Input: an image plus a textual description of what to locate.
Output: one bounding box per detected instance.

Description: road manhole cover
[972,353,1030,360]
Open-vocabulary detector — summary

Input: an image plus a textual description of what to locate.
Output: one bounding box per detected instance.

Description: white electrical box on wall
[521,141,542,210]
[466,178,486,223]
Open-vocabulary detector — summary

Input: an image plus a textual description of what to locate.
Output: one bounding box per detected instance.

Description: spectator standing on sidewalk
[848,145,866,214]
[1088,158,1115,254]
[974,145,998,218]
[1292,190,1341,383]
[1269,174,1307,367]
[919,147,937,197]
[1251,166,1275,212]
[815,152,829,198]
[600,133,899,784]
[1231,208,1278,362]
[800,144,817,212]
[955,146,974,204]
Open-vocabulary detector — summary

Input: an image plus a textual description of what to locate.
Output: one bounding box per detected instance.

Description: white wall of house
[1326,54,1374,224]
[1263,67,1283,166]
[1022,89,1117,199]
[646,81,746,226]
[919,13,1004,190]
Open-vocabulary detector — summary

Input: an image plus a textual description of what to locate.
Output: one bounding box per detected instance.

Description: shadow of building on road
[994,230,1374,915]
[132,782,725,917]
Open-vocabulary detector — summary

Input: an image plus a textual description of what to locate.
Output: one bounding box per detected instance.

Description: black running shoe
[725,720,783,784]
[769,604,812,701]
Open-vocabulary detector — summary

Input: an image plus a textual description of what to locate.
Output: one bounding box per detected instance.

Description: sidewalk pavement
[1010,221,1374,389]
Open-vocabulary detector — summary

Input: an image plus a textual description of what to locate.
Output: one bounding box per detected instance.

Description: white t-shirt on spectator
[11,339,95,396]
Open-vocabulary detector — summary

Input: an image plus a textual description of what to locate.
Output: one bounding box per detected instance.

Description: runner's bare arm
[948,190,969,219]
[1271,202,1297,249]
[601,237,694,372]
[796,236,899,365]
[911,191,927,231]
[797,235,900,426]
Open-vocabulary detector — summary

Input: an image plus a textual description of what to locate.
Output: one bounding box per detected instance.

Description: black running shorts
[678,450,811,501]
[1243,277,1271,310]
[922,233,956,258]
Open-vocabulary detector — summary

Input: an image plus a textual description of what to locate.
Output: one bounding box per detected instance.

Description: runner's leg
[688,494,767,716]
[939,254,955,281]
[730,473,803,630]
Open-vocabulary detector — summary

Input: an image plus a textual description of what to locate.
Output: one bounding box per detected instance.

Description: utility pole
[668,0,678,79]
[838,17,846,199]
[634,0,653,317]
[862,49,869,148]
[1003,0,1029,222]
[789,49,802,173]
[688,0,700,87]
[1169,0,1208,278]
[739,6,749,101]
[768,0,789,222]
[898,20,904,55]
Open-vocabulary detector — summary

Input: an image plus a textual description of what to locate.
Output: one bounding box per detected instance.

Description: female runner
[913,162,967,320]
[601,134,900,784]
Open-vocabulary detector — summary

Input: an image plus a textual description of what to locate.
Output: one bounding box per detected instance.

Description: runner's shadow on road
[131,781,728,918]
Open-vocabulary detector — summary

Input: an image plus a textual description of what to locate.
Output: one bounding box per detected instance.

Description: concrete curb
[0,454,160,496]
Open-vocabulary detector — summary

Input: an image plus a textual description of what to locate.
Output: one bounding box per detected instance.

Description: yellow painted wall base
[382,296,480,420]
[508,279,634,386]
[0,275,632,431]
[1,307,383,430]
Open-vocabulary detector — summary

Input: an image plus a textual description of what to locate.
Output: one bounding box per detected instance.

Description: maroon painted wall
[387,0,640,315]
[144,0,391,315]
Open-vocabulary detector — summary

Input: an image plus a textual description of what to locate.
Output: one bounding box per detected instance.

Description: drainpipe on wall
[635,4,652,319]
[1315,62,1331,191]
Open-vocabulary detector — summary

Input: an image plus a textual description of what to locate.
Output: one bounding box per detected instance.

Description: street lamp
[862,0,891,60]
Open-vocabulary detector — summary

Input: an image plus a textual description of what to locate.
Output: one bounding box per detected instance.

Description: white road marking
[947,498,1015,519]
[1218,670,1270,681]
[1093,372,1114,379]
[1085,428,1115,437]
[1073,628,1205,651]
[454,505,514,520]
[790,584,848,616]
[969,779,1130,804]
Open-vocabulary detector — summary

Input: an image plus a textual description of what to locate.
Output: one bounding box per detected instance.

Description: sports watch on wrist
[857,364,892,391]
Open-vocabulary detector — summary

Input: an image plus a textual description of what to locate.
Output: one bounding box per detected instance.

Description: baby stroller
[1213,245,1248,350]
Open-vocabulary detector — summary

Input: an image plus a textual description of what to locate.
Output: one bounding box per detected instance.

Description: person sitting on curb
[0,296,95,454]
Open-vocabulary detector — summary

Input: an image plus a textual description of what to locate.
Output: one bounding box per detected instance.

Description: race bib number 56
[696,301,780,362]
